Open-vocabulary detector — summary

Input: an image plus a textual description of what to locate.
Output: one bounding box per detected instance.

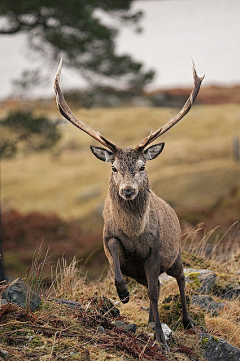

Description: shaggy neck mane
[109,176,151,218]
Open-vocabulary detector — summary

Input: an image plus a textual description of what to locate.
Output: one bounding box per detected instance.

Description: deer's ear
[90,145,114,162]
[143,143,165,161]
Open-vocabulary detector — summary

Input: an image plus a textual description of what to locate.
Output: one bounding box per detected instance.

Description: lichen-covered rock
[159,268,217,295]
[2,278,41,311]
[200,333,240,361]
[191,295,225,316]
[184,268,216,294]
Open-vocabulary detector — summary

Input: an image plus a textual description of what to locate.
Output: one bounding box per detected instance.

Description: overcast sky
[0,0,240,99]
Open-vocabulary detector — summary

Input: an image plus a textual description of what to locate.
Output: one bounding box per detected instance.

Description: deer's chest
[119,229,158,259]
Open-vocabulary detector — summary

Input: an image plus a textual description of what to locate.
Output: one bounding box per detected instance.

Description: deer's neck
[108,177,151,236]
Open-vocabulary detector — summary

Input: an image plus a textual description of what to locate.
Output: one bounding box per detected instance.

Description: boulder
[200,333,240,361]
[2,278,41,311]
[184,268,216,294]
[191,295,225,316]
[159,268,217,295]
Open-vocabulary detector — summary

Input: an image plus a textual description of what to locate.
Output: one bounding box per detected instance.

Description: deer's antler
[54,59,119,153]
[135,60,204,151]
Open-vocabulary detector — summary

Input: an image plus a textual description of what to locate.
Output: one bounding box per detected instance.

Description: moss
[187,272,201,290]
[159,294,205,330]
[201,337,209,345]
[212,336,219,343]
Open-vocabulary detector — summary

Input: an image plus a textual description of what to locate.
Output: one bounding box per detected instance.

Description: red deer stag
[54,60,204,350]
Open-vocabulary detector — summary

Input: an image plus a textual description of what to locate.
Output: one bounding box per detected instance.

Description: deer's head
[90,145,164,200]
[54,60,204,201]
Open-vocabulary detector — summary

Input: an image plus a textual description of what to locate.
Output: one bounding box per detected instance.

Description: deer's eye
[139,165,145,171]
[112,166,118,173]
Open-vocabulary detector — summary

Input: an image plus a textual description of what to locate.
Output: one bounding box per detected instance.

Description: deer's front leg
[145,249,169,351]
[107,238,130,303]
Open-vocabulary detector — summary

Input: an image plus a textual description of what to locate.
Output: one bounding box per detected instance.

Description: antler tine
[135,60,205,151]
[54,59,118,152]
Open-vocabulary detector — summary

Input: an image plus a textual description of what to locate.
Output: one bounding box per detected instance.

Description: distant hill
[1,85,240,109]
[150,85,240,107]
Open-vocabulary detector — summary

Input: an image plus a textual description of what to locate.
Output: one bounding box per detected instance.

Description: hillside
[1,101,240,280]
[0,249,240,360]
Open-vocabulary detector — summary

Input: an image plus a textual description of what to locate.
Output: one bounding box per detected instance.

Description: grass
[1,236,239,360]
[1,104,240,226]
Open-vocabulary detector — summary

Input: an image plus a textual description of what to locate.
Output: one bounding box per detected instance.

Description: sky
[0,0,240,99]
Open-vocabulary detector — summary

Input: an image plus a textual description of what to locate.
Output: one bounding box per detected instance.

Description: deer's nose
[122,188,135,199]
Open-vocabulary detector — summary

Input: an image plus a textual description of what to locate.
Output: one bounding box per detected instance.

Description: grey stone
[159,268,217,294]
[191,295,225,316]
[0,299,8,306]
[125,323,137,333]
[159,273,174,285]
[221,287,240,300]
[97,325,105,333]
[51,298,83,310]
[200,333,240,361]
[114,320,126,329]
[114,320,137,333]
[0,349,9,359]
[148,322,172,340]
[2,278,41,311]
[184,268,216,294]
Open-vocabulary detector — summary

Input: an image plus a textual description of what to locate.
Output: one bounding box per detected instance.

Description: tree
[0,110,61,158]
[0,0,155,91]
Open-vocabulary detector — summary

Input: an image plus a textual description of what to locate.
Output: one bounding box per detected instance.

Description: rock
[159,268,217,294]
[2,278,41,311]
[184,268,216,294]
[125,323,137,333]
[220,287,240,300]
[159,273,174,285]
[191,295,225,316]
[0,349,9,359]
[0,299,8,306]
[114,320,127,329]
[148,322,172,340]
[114,320,137,334]
[200,333,240,361]
[97,325,105,333]
[51,298,83,310]
[161,323,172,340]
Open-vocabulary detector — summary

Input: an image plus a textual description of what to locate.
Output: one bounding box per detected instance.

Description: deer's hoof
[116,281,129,303]
[183,318,194,330]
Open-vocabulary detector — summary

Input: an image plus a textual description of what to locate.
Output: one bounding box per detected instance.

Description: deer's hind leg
[106,238,130,304]
[166,253,194,329]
